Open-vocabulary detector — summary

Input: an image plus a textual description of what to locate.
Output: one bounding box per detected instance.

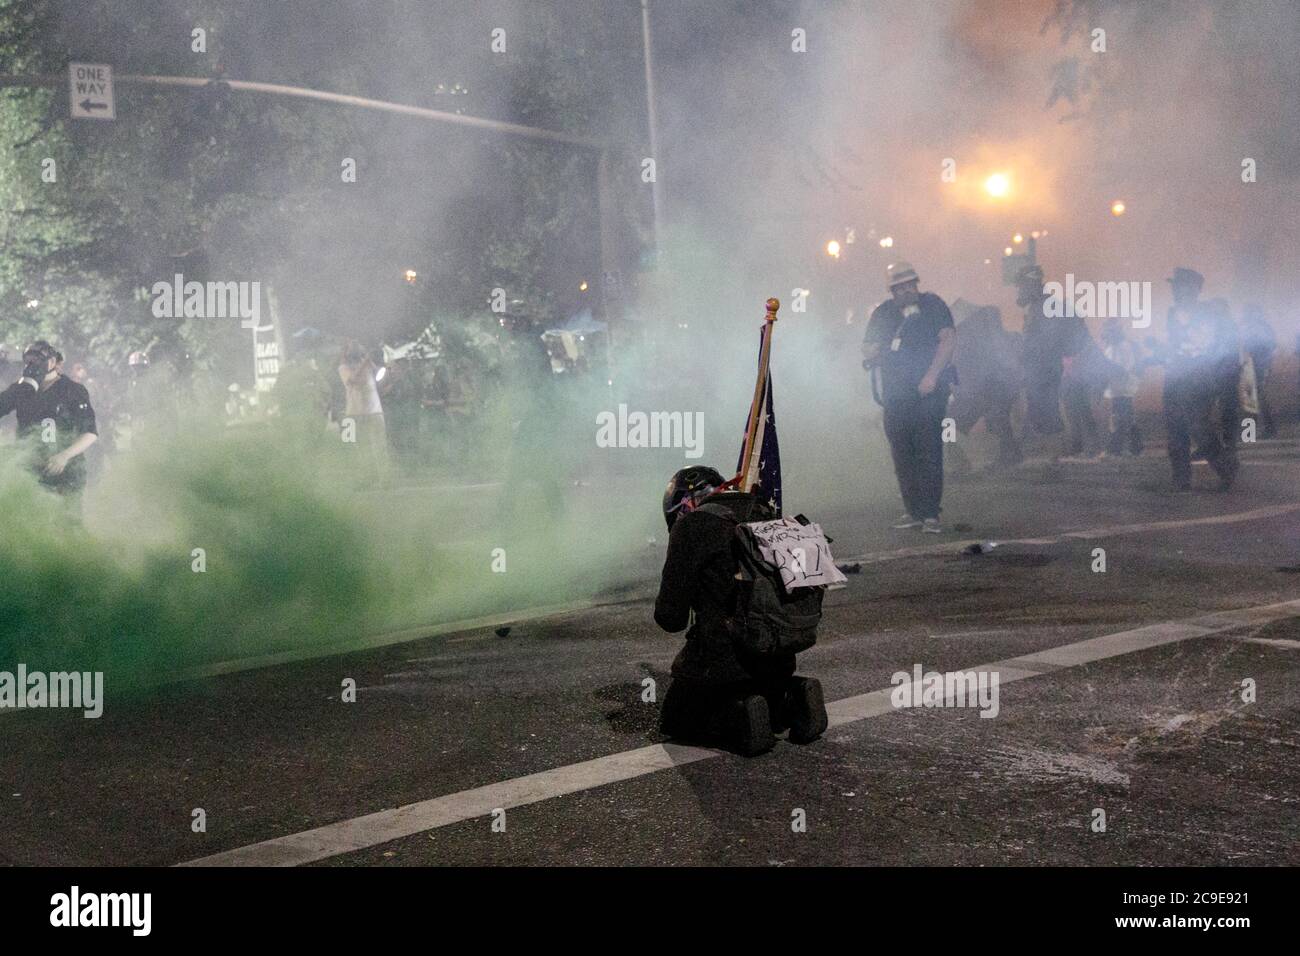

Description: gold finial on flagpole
[765,298,780,322]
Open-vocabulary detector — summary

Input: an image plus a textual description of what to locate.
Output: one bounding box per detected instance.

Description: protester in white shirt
[338,341,389,478]
[1100,319,1142,457]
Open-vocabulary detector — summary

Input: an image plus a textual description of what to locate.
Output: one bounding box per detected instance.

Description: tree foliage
[0,0,649,382]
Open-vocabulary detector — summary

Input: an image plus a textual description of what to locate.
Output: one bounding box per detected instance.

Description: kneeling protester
[652,298,835,757]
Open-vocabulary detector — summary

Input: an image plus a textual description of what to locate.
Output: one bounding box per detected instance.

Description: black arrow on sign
[79,98,108,112]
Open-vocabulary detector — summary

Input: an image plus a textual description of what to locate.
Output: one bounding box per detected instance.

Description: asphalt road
[3,426,1300,867]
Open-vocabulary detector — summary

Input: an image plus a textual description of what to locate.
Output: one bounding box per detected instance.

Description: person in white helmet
[861,261,957,533]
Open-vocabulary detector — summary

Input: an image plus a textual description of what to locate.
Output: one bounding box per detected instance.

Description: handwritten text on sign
[748,518,848,589]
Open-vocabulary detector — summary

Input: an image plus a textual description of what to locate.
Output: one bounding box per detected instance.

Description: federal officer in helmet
[862,261,957,533]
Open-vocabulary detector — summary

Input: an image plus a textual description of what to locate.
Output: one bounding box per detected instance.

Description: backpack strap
[695,502,754,589]
[696,501,738,523]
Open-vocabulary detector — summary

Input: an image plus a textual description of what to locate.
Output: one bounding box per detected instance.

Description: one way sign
[69,62,115,120]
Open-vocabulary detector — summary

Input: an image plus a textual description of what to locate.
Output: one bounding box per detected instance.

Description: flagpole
[734,297,780,491]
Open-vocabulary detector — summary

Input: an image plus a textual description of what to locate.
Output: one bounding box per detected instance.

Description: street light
[984,172,1011,199]
[1110,200,1126,216]
[826,240,841,259]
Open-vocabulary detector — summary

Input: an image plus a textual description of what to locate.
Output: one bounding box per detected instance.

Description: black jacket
[0,375,98,490]
[654,491,795,684]
[863,292,956,405]
[1164,303,1238,390]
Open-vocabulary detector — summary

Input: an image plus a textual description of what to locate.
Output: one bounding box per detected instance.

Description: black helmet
[22,340,58,375]
[23,340,57,363]
[662,466,725,531]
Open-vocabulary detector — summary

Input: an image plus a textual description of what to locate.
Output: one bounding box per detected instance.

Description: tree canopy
[0,0,650,381]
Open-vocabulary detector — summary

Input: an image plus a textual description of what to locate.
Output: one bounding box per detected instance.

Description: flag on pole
[732,299,782,515]
[735,353,781,514]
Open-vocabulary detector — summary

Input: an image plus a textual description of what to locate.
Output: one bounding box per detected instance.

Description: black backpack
[698,503,823,657]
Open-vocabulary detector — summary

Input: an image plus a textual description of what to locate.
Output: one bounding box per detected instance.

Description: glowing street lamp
[826,240,841,259]
[984,172,1011,199]
[1110,200,1126,216]
[879,236,894,248]
[579,280,589,292]
[402,269,418,284]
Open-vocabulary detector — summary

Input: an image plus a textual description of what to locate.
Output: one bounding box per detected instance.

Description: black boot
[730,694,775,757]
[768,691,791,735]
[660,679,723,745]
[784,677,829,744]
[658,682,690,740]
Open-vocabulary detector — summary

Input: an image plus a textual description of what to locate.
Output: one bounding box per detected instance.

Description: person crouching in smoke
[654,466,828,757]
[0,340,99,507]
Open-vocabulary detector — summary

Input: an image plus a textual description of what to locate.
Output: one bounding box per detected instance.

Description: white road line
[841,501,1300,565]
[179,597,1300,867]
[1048,458,1294,467]
[181,742,718,867]
[1234,637,1300,650]
[171,602,590,680]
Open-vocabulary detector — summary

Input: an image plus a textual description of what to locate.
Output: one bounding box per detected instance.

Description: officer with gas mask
[0,340,99,500]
